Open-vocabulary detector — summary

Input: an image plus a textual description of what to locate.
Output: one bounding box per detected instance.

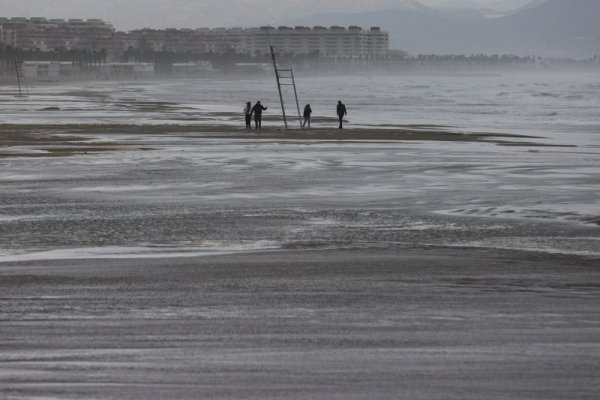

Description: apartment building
[122,25,388,58]
[0,17,115,52]
[241,26,389,58]
[0,17,390,59]
[126,28,239,54]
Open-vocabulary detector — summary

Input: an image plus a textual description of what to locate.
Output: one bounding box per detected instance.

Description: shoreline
[0,123,557,159]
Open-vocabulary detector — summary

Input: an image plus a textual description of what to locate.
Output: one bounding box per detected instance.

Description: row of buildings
[22,61,213,80]
[0,17,390,59]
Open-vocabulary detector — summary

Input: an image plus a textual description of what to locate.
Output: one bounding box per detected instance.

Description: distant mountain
[1,1,538,31]
[423,0,533,12]
[517,0,548,12]
[0,0,523,30]
[486,0,600,56]
[281,0,600,57]
[281,4,479,55]
[1,0,596,56]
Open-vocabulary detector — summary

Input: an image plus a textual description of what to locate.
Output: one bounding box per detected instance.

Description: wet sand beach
[1,248,598,400]
[0,122,544,142]
[1,120,599,399]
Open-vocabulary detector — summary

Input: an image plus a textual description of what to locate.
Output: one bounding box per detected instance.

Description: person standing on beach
[337,100,347,129]
[302,104,312,129]
[243,102,252,129]
[251,101,267,130]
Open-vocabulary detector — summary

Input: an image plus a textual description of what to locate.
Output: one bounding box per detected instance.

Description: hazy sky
[0,0,536,30]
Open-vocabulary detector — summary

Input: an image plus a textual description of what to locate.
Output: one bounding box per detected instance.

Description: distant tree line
[120,46,271,75]
[412,53,537,65]
[0,44,107,76]
[1,43,598,78]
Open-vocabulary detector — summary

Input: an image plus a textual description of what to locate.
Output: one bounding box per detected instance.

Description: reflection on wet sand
[0,76,599,399]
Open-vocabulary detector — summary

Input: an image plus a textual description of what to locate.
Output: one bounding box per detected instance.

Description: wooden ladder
[268,33,302,129]
[15,59,29,97]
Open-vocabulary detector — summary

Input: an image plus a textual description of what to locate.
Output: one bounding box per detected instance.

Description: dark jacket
[303,105,312,118]
[337,103,347,117]
[251,103,267,116]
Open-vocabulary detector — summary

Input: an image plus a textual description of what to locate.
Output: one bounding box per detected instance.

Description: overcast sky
[0,0,535,30]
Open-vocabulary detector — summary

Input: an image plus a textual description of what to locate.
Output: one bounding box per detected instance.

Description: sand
[0,123,551,153]
[1,248,598,400]
[0,122,598,399]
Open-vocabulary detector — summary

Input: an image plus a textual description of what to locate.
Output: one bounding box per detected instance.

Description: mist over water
[2,72,599,140]
[1,71,599,259]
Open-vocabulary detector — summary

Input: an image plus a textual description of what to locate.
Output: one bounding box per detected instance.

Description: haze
[0,0,534,30]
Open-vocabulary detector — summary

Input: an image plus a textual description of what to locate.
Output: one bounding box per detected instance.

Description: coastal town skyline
[2,1,597,57]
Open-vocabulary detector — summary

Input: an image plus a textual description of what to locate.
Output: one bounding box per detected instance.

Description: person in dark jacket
[244,102,252,129]
[302,104,312,129]
[336,100,347,129]
[251,101,268,129]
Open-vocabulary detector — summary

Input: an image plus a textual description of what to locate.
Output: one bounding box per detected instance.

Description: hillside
[282,0,600,57]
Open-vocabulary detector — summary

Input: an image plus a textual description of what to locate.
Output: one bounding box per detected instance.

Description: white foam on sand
[436,203,600,227]
[0,214,59,222]
[0,147,50,155]
[446,236,600,257]
[0,241,281,263]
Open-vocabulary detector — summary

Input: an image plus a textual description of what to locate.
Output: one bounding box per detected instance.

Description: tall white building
[0,18,390,59]
[240,26,389,58]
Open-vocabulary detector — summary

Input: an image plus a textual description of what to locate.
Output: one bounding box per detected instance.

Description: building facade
[123,26,389,58]
[0,17,390,60]
[0,17,115,52]
[125,28,239,54]
[241,26,389,58]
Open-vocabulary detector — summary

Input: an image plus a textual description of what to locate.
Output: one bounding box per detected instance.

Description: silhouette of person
[302,104,312,129]
[336,100,347,129]
[244,101,252,129]
[251,101,267,129]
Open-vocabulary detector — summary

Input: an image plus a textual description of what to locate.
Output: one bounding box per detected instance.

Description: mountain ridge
[281,0,599,57]
[0,0,536,30]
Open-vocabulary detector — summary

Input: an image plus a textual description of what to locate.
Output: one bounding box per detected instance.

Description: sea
[1,72,599,139]
[0,72,599,259]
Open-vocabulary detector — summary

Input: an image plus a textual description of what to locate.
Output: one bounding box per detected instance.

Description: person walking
[336,100,347,129]
[251,101,268,130]
[302,104,312,129]
[243,101,252,129]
